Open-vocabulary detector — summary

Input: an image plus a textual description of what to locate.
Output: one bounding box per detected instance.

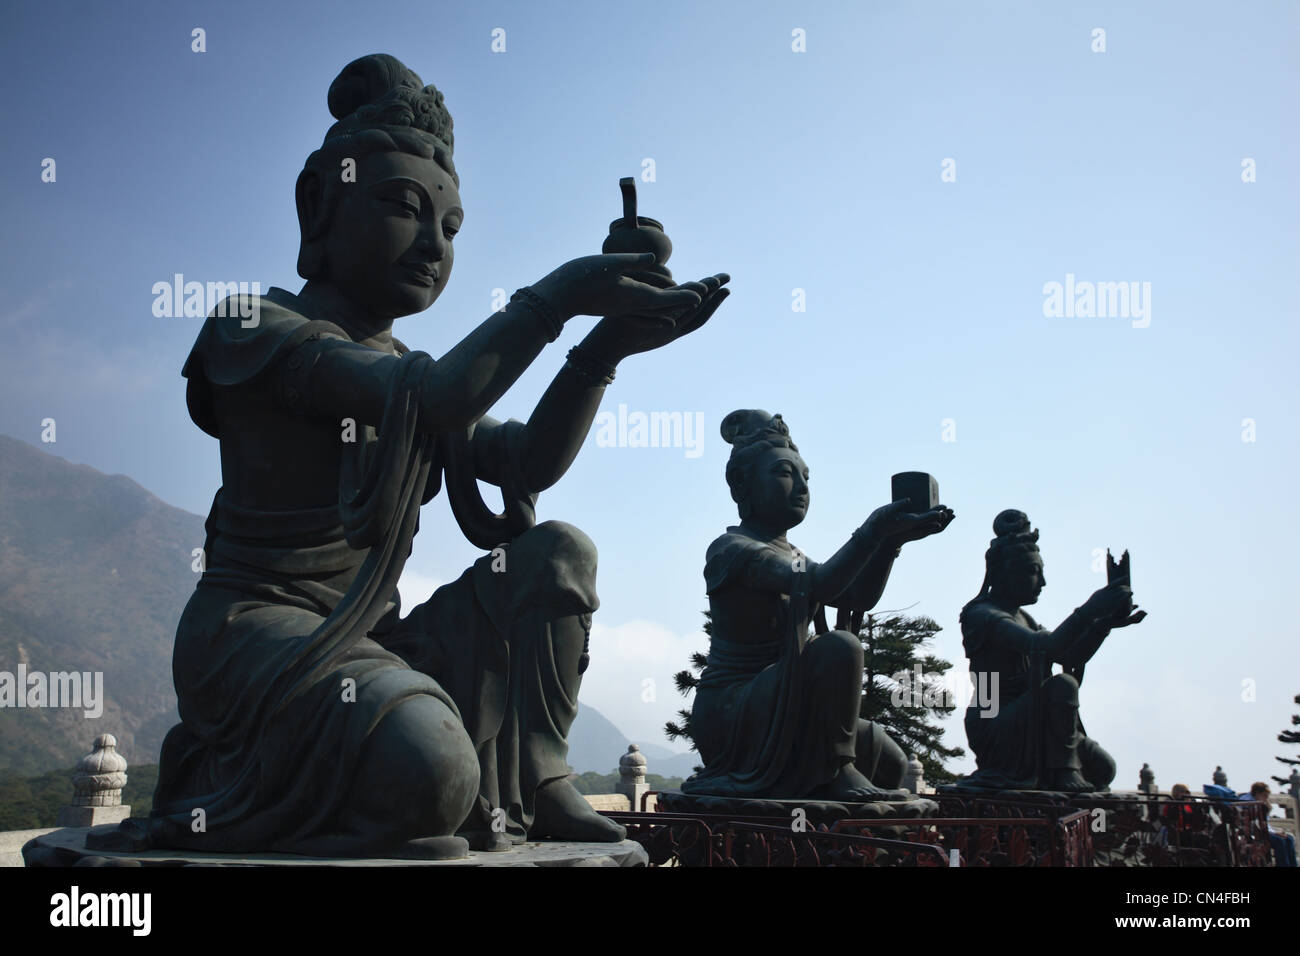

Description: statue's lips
[399,264,438,286]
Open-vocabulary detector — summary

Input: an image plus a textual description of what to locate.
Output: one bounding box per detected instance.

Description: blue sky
[2,0,1297,789]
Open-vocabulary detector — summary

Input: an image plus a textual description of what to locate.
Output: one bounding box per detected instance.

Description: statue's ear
[295,167,329,279]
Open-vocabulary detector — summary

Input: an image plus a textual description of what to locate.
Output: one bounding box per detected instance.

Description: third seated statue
[682,410,954,800]
[958,510,1146,792]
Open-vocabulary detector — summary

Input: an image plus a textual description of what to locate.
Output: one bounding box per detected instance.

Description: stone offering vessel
[602,178,673,285]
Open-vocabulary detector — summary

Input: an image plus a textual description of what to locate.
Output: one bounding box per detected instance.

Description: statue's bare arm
[286,299,554,431]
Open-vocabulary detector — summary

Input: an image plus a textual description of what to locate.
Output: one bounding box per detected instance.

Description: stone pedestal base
[55,805,131,828]
[22,826,649,868]
[655,789,939,824]
[936,782,1111,800]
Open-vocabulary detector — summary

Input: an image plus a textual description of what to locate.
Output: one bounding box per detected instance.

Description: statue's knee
[366,696,478,834]
[1094,753,1117,789]
[1082,741,1116,788]
[809,629,863,669]
[503,520,599,614]
[1043,673,1079,706]
[873,728,908,789]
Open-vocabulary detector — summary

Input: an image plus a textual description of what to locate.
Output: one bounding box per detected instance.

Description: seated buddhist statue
[682,410,954,801]
[90,53,729,859]
[958,510,1146,792]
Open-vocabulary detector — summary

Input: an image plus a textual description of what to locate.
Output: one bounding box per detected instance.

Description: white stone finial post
[56,734,131,827]
[902,754,925,795]
[618,744,649,811]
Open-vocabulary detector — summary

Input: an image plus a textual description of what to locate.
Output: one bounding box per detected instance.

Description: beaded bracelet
[510,287,563,342]
[565,345,616,387]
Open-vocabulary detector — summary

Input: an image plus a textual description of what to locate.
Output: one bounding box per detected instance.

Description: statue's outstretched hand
[1082,584,1144,627]
[894,505,956,543]
[1111,608,1147,628]
[862,500,955,543]
[531,254,704,321]
[585,273,730,360]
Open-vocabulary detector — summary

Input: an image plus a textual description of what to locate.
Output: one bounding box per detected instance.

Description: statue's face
[744,446,810,531]
[999,555,1045,606]
[321,150,462,320]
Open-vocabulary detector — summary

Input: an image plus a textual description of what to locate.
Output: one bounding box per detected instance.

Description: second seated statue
[682,410,954,800]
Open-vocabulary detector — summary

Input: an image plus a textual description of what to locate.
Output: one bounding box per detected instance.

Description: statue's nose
[417,230,448,261]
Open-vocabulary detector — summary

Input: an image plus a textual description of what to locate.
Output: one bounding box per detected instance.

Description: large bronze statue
[92,53,729,859]
[682,410,954,800]
[958,510,1146,792]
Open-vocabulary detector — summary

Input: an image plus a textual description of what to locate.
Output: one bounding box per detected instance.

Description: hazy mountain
[564,706,697,776]
[0,435,692,781]
[566,702,633,773]
[0,435,200,775]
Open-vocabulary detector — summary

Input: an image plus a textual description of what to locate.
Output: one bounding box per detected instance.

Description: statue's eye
[382,191,421,217]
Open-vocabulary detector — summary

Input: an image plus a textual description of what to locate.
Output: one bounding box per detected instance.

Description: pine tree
[1271,693,1300,790]
[663,613,709,749]
[855,612,965,784]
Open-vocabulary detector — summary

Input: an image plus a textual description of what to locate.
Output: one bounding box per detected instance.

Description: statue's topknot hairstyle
[323,53,454,157]
[721,410,802,519]
[296,54,458,280]
[720,409,797,454]
[962,509,1043,613]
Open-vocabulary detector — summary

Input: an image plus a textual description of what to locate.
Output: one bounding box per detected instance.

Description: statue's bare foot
[531,778,627,843]
[809,764,905,802]
[85,821,153,853]
[459,829,525,852]
[1042,769,1093,793]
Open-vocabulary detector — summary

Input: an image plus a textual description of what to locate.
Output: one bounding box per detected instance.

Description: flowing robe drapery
[960,598,1108,789]
[682,528,898,797]
[99,290,583,853]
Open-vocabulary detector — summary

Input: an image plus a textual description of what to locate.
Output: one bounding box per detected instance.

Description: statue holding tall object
[91,53,730,859]
[956,510,1146,793]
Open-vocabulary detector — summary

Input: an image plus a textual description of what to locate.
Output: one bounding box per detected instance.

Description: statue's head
[983,509,1045,606]
[296,54,461,320]
[721,410,808,531]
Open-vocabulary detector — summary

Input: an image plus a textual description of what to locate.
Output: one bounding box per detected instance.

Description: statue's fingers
[620,278,701,314]
[674,288,729,337]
